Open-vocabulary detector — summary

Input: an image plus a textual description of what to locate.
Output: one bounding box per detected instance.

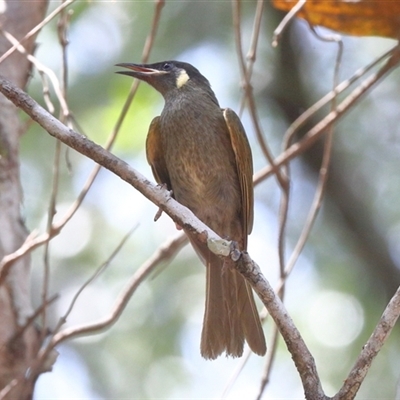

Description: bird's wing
[223,108,254,236]
[146,116,171,188]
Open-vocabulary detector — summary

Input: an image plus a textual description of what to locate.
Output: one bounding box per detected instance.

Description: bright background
[19,1,400,399]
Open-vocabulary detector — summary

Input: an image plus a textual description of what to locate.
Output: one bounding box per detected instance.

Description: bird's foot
[229,240,242,262]
[154,184,173,222]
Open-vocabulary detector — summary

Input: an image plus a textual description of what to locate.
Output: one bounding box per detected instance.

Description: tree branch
[2,46,400,397]
[0,75,230,271]
[254,44,400,185]
[334,284,400,400]
[237,253,325,399]
[52,232,187,345]
[0,72,324,398]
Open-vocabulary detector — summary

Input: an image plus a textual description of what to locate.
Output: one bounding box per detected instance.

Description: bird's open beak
[115,63,168,78]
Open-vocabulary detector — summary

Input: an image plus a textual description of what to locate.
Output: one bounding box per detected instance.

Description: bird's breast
[159,103,241,228]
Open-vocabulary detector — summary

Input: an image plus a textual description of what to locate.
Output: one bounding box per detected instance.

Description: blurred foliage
[273,0,400,39]
[19,1,400,399]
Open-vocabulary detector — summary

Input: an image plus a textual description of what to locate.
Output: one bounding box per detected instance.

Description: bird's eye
[162,62,173,71]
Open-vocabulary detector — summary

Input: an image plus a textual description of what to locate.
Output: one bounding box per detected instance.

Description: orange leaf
[273,0,400,39]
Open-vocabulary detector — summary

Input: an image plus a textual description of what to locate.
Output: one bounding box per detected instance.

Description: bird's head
[116,60,215,101]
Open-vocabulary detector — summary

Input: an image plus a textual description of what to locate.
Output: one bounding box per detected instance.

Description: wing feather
[223,108,254,242]
[145,116,171,188]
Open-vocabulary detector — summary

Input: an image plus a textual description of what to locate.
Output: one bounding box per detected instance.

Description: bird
[116,60,266,359]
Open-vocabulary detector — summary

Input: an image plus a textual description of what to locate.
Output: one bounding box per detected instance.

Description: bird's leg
[153,184,182,230]
[229,240,242,262]
[154,183,173,222]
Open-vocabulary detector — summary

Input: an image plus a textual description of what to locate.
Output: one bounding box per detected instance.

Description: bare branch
[0,0,166,276]
[272,0,306,47]
[236,252,325,399]
[281,46,393,154]
[0,28,70,118]
[0,76,227,261]
[51,0,165,234]
[256,324,280,400]
[54,225,138,337]
[0,0,75,64]
[334,284,400,400]
[282,31,343,279]
[232,0,288,190]
[232,2,291,394]
[52,232,187,344]
[0,72,324,397]
[0,380,17,400]
[254,44,400,184]
[0,231,51,285]
[0,12,398,397]
[22,229,186,390]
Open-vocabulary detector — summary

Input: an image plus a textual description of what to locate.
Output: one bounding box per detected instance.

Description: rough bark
[0,1,48,398]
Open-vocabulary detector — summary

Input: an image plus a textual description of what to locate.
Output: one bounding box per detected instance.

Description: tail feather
[200,251,266,359]
[201,253,227,359]
[222,259,245,356]
[237,276,266,356]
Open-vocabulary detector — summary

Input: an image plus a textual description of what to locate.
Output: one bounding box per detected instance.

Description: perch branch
[237,253,325,399]
[0,74,324,398]
[0,76,226,258]
[0,0,166,275]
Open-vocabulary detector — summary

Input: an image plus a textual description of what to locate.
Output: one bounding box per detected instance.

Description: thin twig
[56,225,138,333]
[0,0,166,276]
[41,139,61,340]
[279,46,393,157]
[57,4,71,97]
[14,294,59,340]
[257,28,344,400]
[0,28,70,118]
[272,0,306,48]
[21,225,140,388]
[39,3,72,339]
[231,0,288,190]
[334,284,400,400]
[0,380,17,400]
[256,324,280,400]
[239,0,265,115]
[52,232,187,344]
[0,0,75,64]
[50,0,165,233]
[245,0,264,80]
[284,32,343,277]
[253,44,400,185]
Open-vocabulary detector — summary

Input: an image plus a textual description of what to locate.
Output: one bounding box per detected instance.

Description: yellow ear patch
[176,69,190,88]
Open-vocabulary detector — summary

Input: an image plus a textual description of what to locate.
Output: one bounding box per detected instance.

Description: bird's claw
[154,184,173,222]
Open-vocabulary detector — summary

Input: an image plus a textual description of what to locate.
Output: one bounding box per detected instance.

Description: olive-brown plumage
[116,61,266,359]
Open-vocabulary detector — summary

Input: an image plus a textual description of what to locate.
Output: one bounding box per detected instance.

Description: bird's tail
[200,252,266,360]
